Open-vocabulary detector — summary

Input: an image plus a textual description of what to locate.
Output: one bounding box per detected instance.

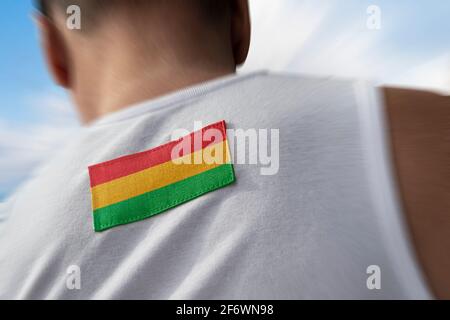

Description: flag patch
[88,120,235,232]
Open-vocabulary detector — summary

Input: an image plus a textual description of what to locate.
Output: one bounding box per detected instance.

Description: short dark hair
[36,0,113,18]
[35,0,47,15]
[35,0,230,23]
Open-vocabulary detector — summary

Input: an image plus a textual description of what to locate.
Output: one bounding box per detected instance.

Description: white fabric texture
[0,72,431,299]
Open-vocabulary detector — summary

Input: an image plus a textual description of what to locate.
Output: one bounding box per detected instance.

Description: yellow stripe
[91,140,230,210]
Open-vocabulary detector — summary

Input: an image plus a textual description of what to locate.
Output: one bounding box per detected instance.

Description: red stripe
[88,121,227,187]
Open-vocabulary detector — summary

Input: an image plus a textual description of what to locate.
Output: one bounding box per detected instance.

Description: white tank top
[0,72,431,299]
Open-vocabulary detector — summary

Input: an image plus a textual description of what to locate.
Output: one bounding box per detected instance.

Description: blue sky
[0,0,449,200]
[0,1,60,123]
[0,1,78,201]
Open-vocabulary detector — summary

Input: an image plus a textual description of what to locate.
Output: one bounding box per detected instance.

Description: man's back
[0,72,431,299]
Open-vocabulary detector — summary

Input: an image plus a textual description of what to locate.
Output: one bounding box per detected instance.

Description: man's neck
[65,12,236,124]
[91,68,234,123]
[74,63,235,124]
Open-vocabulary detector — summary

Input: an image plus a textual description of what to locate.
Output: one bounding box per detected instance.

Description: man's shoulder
[237,72,360,97]
[382,86,450,298]
[233,72,371,112]
[211,72,365,123]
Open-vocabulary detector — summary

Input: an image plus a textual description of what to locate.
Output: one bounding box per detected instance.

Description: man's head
[35,0,251,122]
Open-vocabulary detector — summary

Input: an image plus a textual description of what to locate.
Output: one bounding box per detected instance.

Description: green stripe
[93,164,235,232]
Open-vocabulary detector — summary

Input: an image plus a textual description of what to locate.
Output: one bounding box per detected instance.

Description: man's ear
[230,0,251,66]
[35,14,71,88]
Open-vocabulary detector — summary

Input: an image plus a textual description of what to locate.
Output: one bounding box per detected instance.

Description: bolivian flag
[88,120,235,232]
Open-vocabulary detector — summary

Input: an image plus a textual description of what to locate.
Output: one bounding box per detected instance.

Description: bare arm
[383,87,450,299]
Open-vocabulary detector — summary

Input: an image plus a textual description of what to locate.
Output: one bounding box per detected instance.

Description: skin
[383,88,450,299]
[37,1,449,298]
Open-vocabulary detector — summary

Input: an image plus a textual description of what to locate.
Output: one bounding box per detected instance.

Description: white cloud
[0,92,79,200]
[385,54,450,94]
[244,0,449,93]
[243,0,331,72]
[24,91,78,124]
